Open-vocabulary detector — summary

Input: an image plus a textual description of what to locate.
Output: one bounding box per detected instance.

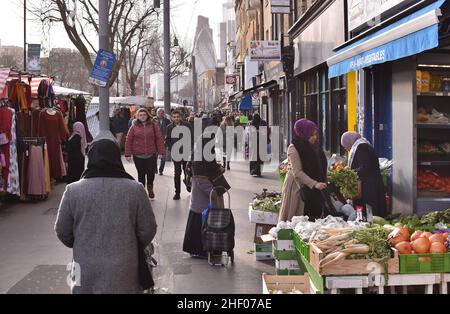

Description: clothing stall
[0,69,93,203]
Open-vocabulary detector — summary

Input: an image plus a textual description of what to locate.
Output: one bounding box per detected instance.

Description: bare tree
[148,34,191,80]
[123,23,158,96]
[30,0,158,87]
[0,54,22,69]
[43,48,92,92]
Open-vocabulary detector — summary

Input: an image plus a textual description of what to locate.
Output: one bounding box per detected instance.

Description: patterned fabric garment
[7,108,20,196]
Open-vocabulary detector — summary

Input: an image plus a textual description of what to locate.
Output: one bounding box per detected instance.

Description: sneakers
[173,194,181,200]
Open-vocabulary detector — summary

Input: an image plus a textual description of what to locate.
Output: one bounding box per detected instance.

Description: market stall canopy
[327,0,447,78]
[53,86,91,96]
[90,96,151,106]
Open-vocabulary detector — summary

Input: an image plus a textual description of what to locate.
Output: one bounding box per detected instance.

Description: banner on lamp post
[27,44,41,73]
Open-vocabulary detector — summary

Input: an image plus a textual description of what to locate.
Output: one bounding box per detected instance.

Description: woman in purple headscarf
[279,119,328,222]
[341,132,387,217]
[66,122,87,184]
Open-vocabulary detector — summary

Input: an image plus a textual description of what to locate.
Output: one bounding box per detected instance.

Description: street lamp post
[98,0,110,134]
[24,0,27,70]
[163,0,171,114]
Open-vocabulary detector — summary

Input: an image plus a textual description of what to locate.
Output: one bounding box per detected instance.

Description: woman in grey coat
[55,136,157,294]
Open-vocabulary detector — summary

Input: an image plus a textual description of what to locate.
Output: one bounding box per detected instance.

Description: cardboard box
[273,240,297,260]
[273,240,295,251]
[255,243,273,261]
[255,243,272,253]
[249,204,279,225]
[276,260,300,270]
[254,223,276,244]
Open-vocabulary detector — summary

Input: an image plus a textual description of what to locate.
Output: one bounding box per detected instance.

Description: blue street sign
[89,49,116,87]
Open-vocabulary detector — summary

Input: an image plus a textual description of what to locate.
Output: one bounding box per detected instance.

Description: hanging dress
[38,109,69,179]
[7,108,20,196]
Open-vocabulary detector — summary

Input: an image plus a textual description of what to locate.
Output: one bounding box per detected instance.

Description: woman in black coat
[341,132,387,217]
[66,122,87,184]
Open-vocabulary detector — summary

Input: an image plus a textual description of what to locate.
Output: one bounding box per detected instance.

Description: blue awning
[327,0,446,78]
[238,96,253,111]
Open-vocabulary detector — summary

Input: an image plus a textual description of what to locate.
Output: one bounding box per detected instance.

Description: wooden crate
[309,243,399,276]
[262,274,311,294]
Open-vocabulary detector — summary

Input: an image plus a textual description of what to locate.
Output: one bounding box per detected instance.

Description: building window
[296,66,347,155]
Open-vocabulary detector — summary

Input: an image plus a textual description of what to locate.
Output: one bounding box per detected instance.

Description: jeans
[174,161,187,194]
[159,157,166,174]
[134,156,157,186]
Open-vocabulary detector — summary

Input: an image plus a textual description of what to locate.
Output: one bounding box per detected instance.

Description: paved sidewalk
[0,161,280,294]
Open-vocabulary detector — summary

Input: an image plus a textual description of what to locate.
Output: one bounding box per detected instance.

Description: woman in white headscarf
[341,131,387,217]
[66,122,87,184]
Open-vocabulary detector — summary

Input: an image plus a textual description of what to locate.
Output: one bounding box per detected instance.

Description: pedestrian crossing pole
[98,0,110,134]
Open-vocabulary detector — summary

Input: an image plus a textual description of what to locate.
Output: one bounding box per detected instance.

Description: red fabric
[58,100,68,113]
[0,107,13,189]
[125,121,165,158]
[31,108,42,137]
[37,110,69,179]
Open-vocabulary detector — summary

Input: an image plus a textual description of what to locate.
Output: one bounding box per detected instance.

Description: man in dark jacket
[166,110,194,200]
[156,108,171,175]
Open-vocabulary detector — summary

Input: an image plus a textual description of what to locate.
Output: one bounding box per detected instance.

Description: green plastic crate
[297,253,324,294]
[273,246,297,260]
[255,243,272,253]
[399,253,450,274]
[292,232,310,262]
[276,269,304,276]
[277,229,293,240]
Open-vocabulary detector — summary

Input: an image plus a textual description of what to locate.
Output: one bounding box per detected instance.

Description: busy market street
[1,0,450,301]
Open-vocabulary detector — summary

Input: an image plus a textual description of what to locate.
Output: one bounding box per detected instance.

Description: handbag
[210,173,231,197]
[138,242,157,292]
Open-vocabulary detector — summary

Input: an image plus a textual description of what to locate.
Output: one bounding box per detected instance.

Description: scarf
[292,137,327,183]
[348,137,371,168]
[82,139,134,180]
[70,122,87,156]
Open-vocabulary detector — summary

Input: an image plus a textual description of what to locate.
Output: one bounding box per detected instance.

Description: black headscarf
[82,139,134,180]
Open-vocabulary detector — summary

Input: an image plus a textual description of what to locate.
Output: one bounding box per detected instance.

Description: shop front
[327,0,450,215]
[290,0,348,157]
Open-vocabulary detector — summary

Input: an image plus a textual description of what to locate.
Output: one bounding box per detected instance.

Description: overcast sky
[0,0,228,53]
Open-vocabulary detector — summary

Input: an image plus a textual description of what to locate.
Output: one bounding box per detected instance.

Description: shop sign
[226,75,237,85]
[270,0,290,14]
[89,49,117,87]
[249,41,281,61]
[27,44,41,73]
[348,0,409,31]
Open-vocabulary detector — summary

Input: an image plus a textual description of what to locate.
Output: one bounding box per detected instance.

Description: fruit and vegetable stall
[257,159,450,294]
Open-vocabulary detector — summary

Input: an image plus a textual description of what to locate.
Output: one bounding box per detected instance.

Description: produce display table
[441,274,450,294]
[324,273,443,294]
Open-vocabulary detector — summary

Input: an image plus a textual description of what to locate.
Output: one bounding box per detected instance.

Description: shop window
[296,67,347,156]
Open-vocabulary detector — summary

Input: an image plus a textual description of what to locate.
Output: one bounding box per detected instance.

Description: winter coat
[125,120,165,158]
[55,178,157,294]
[279,144,321,222]
[156,117,171,138]
[165,121,194,159]
[351,143,387,217]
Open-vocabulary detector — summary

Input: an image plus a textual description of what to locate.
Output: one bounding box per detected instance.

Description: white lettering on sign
[349,49,386,70]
